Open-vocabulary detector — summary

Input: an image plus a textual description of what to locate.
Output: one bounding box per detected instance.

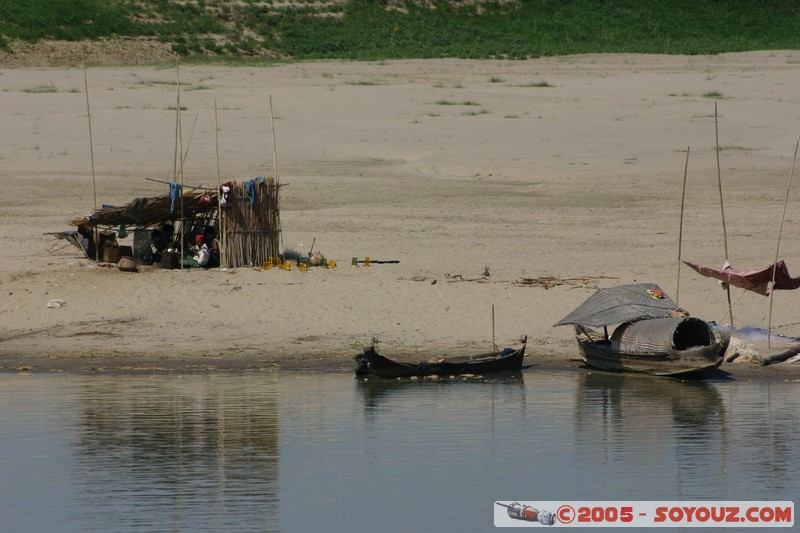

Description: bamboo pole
[492,304,496,351]
[145,177,208,191]
[715,102,733,325]
[676,146,689,306]
[173,69,179,196]
[767,136,800,348]
[181,112,199,167]
[214,100,225,268]
[177,60,185,270]
[81,51,100,262]
[269,95,279,183]
[269,95,283,253]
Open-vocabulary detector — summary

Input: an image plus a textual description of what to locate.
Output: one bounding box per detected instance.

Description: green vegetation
[2,0,799,60]
[21,83,59,93]
[717,145,759,151]
[347,80,385,85]
[520,81,555,88]
[461,109,490,116]
[435,99,480,106]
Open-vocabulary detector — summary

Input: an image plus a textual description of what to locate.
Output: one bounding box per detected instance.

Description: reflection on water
[74,378,279,532]
[0,371,798,532]
[575,372,727,500]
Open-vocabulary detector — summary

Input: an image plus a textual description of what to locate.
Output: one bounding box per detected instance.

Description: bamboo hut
[69,177,282,269]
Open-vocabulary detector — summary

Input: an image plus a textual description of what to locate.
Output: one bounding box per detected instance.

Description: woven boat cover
[611,317,711,353]
[554,283,679,327]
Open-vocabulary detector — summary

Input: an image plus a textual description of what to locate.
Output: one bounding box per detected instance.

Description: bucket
[160,251,180,269]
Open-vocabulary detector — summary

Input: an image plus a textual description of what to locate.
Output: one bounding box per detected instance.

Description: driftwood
[514,275,616,290]
[402,274,615,288]
[445,273,490,283]
[760,344,800,366]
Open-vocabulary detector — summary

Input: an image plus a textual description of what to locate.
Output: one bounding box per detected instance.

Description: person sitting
[203,226,220,268]
[136,229,166,265]
[182,234,210,268]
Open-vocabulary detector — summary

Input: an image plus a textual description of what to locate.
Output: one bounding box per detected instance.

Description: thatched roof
[71,191,217,228]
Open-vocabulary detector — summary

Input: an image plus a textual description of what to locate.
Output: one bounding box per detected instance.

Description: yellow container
[263,261,272,270]
[328,259,337,269]
[298,262,308,271]
[364,256,371,267]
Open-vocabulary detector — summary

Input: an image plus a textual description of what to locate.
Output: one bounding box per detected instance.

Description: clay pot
[117,256,138,272]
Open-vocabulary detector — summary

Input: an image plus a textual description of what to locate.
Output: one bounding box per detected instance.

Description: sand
[2,52,800,377]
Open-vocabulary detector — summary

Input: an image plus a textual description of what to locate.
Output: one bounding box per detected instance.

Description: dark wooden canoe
[355,336,527,378]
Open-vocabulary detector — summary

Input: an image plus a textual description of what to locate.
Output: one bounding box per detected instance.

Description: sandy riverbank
[2,52,800,378]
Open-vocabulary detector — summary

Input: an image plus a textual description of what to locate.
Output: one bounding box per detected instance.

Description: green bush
[2,0,799,60]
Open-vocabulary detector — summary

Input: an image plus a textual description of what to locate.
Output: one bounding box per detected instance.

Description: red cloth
[683,260,800,296]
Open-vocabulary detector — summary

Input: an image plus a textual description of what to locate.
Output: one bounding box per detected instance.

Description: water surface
[0,371,796,532]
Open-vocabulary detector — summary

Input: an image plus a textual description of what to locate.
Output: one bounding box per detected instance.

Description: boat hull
[576,338,727,377]
[356,338,526,378]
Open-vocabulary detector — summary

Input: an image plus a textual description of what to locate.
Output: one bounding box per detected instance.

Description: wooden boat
[355,336,527,378]
[555,283,729,378]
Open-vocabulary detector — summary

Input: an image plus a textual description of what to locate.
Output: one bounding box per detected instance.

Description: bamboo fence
[222,178,282,267]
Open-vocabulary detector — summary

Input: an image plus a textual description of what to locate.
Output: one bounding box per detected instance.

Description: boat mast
[767,136,800,348]
[714,102,733,326]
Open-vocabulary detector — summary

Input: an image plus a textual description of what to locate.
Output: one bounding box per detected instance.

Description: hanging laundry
[220,181,232,207]
[245,178,257,205]
[168,182,182,213]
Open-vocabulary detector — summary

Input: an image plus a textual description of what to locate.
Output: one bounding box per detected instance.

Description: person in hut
[76,224,96,258]
[183,234,210,268]
[202,226,220,268]
[136,229,166,265]
[161,223,176,248]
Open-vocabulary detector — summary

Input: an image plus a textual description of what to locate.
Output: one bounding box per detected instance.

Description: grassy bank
[2,0,799,60]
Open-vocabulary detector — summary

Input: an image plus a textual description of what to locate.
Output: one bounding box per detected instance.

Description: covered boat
[355,337,527,378]
[554,283,728,377]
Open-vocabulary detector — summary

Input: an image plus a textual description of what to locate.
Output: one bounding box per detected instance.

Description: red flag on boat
[683,260,800,296]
